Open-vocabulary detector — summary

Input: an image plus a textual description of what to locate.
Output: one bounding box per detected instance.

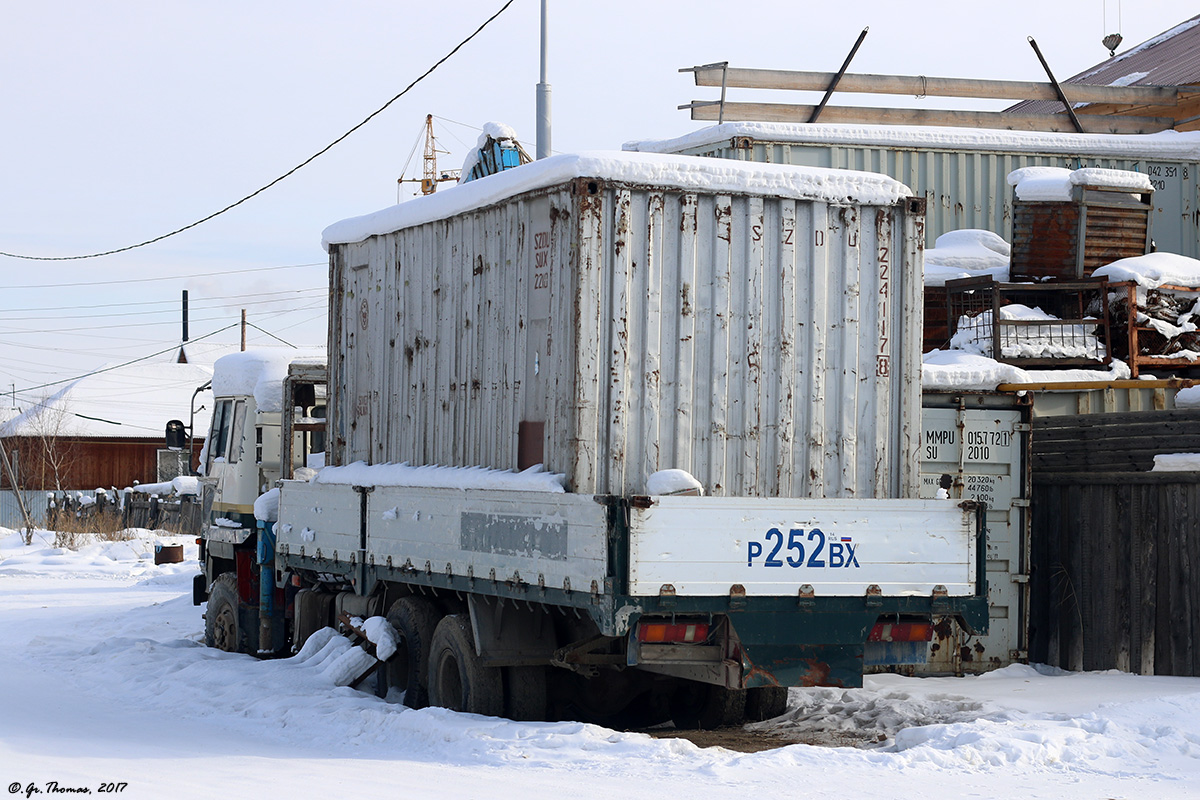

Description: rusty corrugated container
[1009,185,1152,281]
[625,124,1200,259]
[321,152,926,499]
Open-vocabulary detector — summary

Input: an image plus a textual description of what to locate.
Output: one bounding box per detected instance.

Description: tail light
[868,621,933,642]
[636,620,710,644]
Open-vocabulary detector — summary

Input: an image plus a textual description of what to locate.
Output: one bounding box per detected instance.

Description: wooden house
[0,360,213,492]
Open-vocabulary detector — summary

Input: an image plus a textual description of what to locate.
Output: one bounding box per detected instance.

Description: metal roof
[1008,15,1200,115]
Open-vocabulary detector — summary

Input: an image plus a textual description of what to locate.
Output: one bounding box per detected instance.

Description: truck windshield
[207,399,232,472]
[228,400,247,464]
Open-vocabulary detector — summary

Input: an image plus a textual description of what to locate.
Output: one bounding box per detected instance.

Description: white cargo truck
[195,151,987,728]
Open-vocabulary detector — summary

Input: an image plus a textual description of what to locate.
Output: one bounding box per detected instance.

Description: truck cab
[194,351,326,653]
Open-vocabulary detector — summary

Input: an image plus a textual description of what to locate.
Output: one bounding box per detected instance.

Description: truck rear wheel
[204,574,246,654]
[384,596,439,709]
[744,686,789,721]
[427,614,503,717]
[669,681,746,730]
[504,665,548,721]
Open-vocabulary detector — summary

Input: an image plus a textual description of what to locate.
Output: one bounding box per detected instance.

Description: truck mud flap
[741,643,865,689]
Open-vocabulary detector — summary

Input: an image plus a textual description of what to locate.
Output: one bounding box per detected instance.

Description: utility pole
[241,309,247,351]
[182,289,190,342]
[536,0,551,160]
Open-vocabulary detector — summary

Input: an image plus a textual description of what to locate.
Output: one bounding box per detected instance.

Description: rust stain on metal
[796,659,841,687]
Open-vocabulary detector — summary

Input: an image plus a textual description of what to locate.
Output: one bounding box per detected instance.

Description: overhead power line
[0,287,326,321]
[4,261,325,290]
[12,323,240,397]
[0,0,516,262]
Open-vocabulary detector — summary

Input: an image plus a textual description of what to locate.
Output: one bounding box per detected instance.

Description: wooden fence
[121,494,203,535]
[1030,409,1200,676]
[1033,408,1200,473]
[40,490,203,536]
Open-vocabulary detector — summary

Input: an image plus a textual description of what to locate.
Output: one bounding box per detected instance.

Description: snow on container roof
[212,348,324,412]
[624,122,1200,161]
[1007,166,1154,202]
[322,150,911,249]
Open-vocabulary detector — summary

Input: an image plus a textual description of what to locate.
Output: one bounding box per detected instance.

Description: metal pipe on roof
[536,0,551,160]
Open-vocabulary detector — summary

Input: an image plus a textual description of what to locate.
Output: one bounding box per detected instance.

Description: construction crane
[398,115,461,196]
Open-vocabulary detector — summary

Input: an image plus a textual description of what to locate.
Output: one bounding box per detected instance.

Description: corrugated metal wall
[675,140,1198,257]
[0,490,44,529]
[328,178,922,499]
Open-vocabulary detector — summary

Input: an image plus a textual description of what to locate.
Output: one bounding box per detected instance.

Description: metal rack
[1108,280,1200,377]
[945,277,1112,368]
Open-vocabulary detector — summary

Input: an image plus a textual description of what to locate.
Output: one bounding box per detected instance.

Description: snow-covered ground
[2,527,1198,800]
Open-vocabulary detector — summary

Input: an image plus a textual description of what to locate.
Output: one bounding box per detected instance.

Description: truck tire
[384,596,440,709]
[204,574,246,654]
[669,681,746,730]
[744,686,789,721]
[427,614,503,717]
[504,665,548,722]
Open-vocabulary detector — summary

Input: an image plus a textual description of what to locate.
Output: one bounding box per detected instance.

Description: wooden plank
[687,66,1181,106]
[1067,483,1085,671]
[1033,451,1174,473]
[1155,483,1173,674]
[1028,484,1048,663]
[685,101,1174,134]
[1188,485,1200,676]
[1111,483,1130,672]
[1034,422,1200,441]
[1033,472,1200,485]
[1129,482,1150,673]
[1175,484,1196,675]
[1034,408,1200,429]
[1032,440,1200,459]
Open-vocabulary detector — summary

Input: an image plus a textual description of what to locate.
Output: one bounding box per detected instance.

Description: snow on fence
[121,494,202,534]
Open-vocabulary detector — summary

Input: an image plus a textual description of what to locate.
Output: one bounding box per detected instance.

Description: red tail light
[868,621,933,642]
[637,621,710,644]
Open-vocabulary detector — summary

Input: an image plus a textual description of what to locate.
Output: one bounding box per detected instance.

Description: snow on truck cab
[195,149,988,729]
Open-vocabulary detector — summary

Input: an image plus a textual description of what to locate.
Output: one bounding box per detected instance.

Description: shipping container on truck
[200,151,988,728]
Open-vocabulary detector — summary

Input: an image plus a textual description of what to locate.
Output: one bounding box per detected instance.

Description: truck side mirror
[166,419,187,450]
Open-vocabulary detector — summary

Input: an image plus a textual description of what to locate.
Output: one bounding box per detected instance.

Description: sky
[2,0,1197,410]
